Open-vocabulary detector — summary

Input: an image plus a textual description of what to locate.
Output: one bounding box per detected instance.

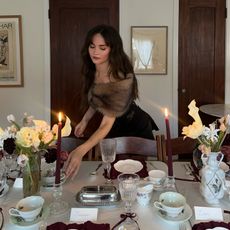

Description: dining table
[199,104,230,118]
[0,160,230,230]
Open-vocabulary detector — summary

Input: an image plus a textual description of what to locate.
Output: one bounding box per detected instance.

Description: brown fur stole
[88,74,134,117]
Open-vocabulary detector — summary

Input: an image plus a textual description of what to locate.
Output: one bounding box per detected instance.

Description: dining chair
[160,135,198,162]
[94,135,163,161]
[61,137,93,160]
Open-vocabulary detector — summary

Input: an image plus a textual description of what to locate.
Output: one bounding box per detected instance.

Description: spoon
[90,163,103,175]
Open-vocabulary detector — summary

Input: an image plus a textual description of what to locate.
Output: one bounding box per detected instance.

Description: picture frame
[0,15,23,87]
[131,26,168,75]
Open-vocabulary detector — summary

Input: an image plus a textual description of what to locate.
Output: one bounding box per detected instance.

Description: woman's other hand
[64,146,85,179]
[74,120,87,137]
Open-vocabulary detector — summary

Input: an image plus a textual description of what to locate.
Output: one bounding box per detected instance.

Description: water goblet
[0,168,7,195]
[49,180,69,215]
[117,173,140,229]
[100,138,116,183]
[3,151,19,177]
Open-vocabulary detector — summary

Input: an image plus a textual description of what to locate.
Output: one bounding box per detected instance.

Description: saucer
[0,184,9,198]
[155,203,192,223]
[114,159,143,173]
[10,206,49,227]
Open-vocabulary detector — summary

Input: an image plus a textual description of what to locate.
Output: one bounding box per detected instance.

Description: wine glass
[49,180,69,215]
[117,173,140,229]
[3,151,19,177]
[0,166,7,196]
[100,138,116,183]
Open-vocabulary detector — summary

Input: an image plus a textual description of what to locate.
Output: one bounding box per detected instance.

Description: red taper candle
[55,112,62,184]
[164,108,173,176]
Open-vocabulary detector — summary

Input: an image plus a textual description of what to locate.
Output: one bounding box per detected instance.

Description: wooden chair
[94,135,163,161]
[161,135,198,162]
[61,137,93,160]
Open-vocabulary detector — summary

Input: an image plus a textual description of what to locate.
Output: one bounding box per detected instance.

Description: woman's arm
[74,106,96,137]
[65,115,116,179]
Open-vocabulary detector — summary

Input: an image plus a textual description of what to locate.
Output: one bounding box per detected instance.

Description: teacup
[9,196,44,221]
[148,170,166,185]
[137,184,154,206]
[154,191,186,217]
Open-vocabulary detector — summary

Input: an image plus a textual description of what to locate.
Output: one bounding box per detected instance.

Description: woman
[65,25,158,179]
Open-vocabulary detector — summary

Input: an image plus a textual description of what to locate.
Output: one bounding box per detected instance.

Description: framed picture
[0,15,23,87]
[131,26,168,75]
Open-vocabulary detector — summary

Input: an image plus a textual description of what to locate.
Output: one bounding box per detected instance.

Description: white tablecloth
[0,161,229,230]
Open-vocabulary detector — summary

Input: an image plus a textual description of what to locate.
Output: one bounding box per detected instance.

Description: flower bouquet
[182,100,230,168]
[0,113,71,197]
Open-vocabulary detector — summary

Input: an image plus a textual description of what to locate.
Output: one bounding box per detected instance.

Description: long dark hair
[80,24,138,109]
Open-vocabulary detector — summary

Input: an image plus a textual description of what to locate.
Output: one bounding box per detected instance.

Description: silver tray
[76,185,121,206]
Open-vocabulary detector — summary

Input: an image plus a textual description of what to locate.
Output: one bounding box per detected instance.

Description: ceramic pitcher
[200,152,225,204]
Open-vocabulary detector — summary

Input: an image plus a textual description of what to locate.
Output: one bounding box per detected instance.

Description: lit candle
[164,108,173,176]
[55,112,62,184]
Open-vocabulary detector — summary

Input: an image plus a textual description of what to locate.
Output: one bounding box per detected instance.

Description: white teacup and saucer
[9,196,47,226]
[154,191,192,223]
[148,170,166,190]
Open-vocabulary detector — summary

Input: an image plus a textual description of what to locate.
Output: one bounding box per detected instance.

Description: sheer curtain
[133,39,154,70]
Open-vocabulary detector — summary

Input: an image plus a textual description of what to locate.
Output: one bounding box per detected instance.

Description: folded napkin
[103,154,148,179]
[47,221,110,230]
[192,221,230,230]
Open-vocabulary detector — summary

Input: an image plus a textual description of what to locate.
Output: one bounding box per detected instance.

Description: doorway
[178,0,226,133]
[49,0,119,136]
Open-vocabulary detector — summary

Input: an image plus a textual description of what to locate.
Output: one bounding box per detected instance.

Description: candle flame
[164,108,169,118]
[58,112,62,122]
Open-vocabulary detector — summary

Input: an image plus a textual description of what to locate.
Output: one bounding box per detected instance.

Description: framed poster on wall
[131,26,168,75]
[0,15,23,87]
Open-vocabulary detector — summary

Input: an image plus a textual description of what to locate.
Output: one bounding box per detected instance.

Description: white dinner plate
[155,203,192,223]
[10,206,49,227]
[114,159,143,173]
[207,228,229,230]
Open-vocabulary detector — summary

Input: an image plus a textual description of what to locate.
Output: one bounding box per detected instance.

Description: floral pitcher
[200,152,225,204]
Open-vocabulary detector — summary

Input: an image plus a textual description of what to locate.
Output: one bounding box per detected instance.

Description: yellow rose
[16,127,40,148]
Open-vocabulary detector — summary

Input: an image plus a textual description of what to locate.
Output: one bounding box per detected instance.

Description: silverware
[0,187,4,196]
[183,163,192,176]
[148,161,158,170]
[90,163,103,175]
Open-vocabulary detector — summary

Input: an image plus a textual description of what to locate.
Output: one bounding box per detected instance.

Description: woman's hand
[74,120,87,137]
[64,147,84,179]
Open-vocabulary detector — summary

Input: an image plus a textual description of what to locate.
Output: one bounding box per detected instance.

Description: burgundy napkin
[192,221,230,230]
[47,221,110,230]
[103,154,148,179]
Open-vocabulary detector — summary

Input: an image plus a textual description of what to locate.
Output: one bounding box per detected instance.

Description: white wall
[0,0,229,138]
[120,0,178,136]
[0,0,46,127]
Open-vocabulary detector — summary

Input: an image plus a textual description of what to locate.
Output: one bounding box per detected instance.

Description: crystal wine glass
[49,180,69,215]
[117,173,140,229]
[100,138,116,183]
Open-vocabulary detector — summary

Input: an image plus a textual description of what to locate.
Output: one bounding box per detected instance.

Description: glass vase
[22,153,41,197]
